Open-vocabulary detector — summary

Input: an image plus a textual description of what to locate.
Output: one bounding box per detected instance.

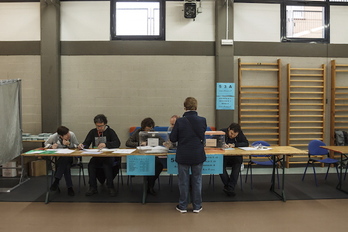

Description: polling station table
[22,146,306,203]
[22,148,136,204]
[168,146,307,202]
[321,146,348,194]
[218,146,306,202]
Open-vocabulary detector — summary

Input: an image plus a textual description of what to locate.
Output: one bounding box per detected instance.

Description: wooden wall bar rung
[290,91,324,94]
[240,92,279,95]
[290,80,324,83]
[291,121,324,123]
[240,86,278,88]
[240,68,279,72]
[241,109,279,112]
[240,62,278,66]
[289,138,323,141]
[241,121,279,123]
[290,97,323,100]
[290,74,323,77]
[242,127,279,130]
[290,109,324,112]
[241,115,279,118]
[242,97,279,100]
[289,115,323,117]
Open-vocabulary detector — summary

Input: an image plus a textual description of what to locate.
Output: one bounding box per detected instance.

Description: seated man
[219,122,249,197]
[78,114,121,197]
[126,117,164,196]
[45,126,79,196]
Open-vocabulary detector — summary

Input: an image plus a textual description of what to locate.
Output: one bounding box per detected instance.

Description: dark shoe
[147,187,157,196]
[193,206,203,213]
[67,187,75,196]
[85,187,98,196]
[50,181,59,191]
[109,188,117,197]
[223,187,236,197]
[176,205,187,213]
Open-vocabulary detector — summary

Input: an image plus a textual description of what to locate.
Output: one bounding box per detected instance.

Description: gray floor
[0,199,347,232]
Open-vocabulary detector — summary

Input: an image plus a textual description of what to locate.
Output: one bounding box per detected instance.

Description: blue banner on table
[127,155,155,176]
[167,154,223,175]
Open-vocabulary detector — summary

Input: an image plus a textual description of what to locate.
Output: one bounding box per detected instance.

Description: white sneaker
[193,207,203,213]
[176,205,187,213]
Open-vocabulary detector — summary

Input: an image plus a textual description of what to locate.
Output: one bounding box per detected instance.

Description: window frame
[110,0,165,40]
[281,1,330,43]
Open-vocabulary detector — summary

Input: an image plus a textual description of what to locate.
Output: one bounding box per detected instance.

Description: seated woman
[126,117,164,196]
[45,126,79,196]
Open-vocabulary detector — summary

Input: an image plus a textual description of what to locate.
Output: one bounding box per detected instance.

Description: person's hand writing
[97,143,106,149]
[51,143,58,149]
[224,143,235,148]
[77,144,84,150]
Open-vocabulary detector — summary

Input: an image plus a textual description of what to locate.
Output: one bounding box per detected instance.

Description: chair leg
[276,166,280,189]
[325,165,331,180]
[312,164,318,186]
[302,162,310,181]
[239,168,243,191]
[250,164,253,190]
[335,165,340,181]
[245,163,250,183]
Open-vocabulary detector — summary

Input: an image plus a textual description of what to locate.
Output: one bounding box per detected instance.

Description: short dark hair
[184,97,197,110]
[57,126,69,136]
[94,114,108,124]
[141,117,155,130]
[228,123,241,133]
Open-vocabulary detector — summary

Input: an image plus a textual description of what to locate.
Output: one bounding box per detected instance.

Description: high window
[110,0,165,40]
[281,1,329,43]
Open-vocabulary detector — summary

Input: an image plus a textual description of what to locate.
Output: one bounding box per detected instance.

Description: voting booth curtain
[0,79,22,165]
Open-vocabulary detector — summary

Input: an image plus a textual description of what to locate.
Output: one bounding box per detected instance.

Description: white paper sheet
[239,147,272,151]
[112,149,136,154]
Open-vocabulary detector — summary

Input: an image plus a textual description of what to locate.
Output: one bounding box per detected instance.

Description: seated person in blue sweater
[78,114,121,197]
[45,126,79,196]
[219,122,249,197]
[126,117,164,196]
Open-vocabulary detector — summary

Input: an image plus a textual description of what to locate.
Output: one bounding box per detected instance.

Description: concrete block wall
[0,56,41,135]
[61,55,216,146]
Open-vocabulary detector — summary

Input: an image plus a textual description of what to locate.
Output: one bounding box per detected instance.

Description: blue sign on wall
[127,155,155,176]
[216,82,235,110]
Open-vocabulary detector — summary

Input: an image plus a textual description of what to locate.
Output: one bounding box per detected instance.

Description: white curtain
[0,79,22,165]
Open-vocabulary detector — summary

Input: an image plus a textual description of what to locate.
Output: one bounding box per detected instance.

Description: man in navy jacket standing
[170,97,207,213]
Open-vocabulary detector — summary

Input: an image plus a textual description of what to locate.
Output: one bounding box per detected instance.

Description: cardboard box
[2,162,17,177]
[29,160,47,176]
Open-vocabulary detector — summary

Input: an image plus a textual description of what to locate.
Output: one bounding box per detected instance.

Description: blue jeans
[177,163,203,210]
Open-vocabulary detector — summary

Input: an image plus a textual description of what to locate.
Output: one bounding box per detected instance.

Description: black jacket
[170,111,207,165]
[220,128,249,148]
[82,126,121,148]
